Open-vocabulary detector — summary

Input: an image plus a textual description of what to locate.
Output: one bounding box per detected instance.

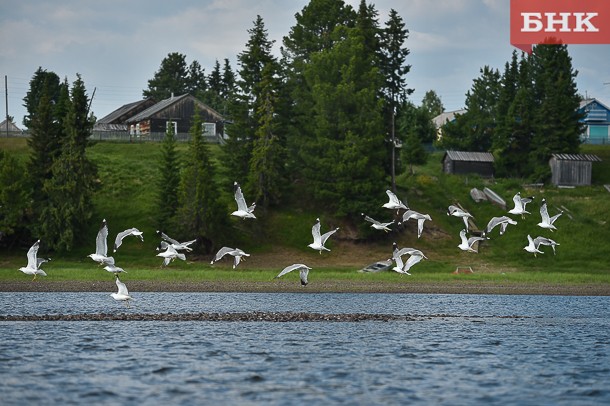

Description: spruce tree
[40,75,97,251]
[156,121,181,230]
[0,151,29,243]
[175,111,228,253]
[143,52,190,100]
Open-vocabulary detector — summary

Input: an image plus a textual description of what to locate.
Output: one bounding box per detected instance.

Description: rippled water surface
[1,293,609,405]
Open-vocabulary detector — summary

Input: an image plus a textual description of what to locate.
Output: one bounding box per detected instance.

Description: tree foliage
[156,122,181,230]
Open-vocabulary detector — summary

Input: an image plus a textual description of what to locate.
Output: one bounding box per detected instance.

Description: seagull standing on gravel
[402,209,432,239]
[508,192,535,219]
[231,181,256,219]
[447,205,474,232]
[157,231,196,252]
[111,275,132,306]
[537,198,563,232]
[362,213,394,232]
[483,216,518,238]
[156,245,186,267]
[457,229,485,253]
[211,246,250,269]
[113,228,144,252]
[88,219,115,266]
[533,236,560,255]
[308,218,339,254]
[524,235,544,257]
[275,263,312,286]
[382,190,408,213]
[19,240,50,281]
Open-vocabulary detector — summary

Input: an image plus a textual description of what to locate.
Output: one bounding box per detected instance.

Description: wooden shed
[442,151,495,178]
[549,153,602,186]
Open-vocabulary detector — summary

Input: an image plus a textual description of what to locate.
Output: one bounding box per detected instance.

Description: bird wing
[276,263,309,278]
[386,190,399,205]
[512,194,523,211]
[158,231,180,246]
[540,201,550,223]
[36,257,50,269]
[417,218,425,238]
[213,246,235,262]
[521,196,534,209]
[96,220,109,256]
[114,228,143,252]
[402,210,416,222]
[320,228,339,245]
[181,239,197,247]
[363,214,380,225]
[459,230,468,245]
[467,236,485,248]
[234,184,249,212]
[549,212,563,225]
[116,278,129,296]
[403,254,424,273]
[311,219,322,244]
[26,240,40,269]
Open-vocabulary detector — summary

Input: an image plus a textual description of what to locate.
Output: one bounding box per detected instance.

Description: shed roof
[550,153,602,162]
[443,151,494,163]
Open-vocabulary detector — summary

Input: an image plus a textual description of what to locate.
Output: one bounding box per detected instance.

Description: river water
[1,292,609,405]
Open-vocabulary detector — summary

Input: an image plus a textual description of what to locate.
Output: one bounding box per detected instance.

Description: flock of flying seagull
[18,181,563,304]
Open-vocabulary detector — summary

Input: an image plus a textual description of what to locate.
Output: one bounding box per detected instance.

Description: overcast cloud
[1,0,609,128]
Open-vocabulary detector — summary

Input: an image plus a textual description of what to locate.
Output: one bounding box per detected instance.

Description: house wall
[550,158,593,186]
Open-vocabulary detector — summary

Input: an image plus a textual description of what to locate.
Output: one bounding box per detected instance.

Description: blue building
[579,98,610,144]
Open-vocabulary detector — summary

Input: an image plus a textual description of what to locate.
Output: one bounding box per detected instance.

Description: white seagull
[538,198,563,231]
[19,240,50,281]
[156,245,186,267]
[382,189,408,213]
[210,246,250,269]
[88,219,115,266]
[111,275,132,306]
[457,229,485,253]
[533,236,560,255]
[390,248,425,275]
[392,242,427,260]
[231,181,256,219]
[103,264,127,275]
[402,209,432,239]
[447,205,474,232]
[113,228,144,252]
[308,218,339,254]
[483,216,518,238]
[524,234,544,257]
[508,192,535,218]
[362,213,394,232]
[157,231,196,252]
[275,263,312,286]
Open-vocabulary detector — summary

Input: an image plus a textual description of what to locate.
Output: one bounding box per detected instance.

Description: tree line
[436,45,583,180]
[0,0,583,253]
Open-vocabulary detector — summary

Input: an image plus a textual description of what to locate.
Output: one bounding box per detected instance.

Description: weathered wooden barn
[442,151,495,178]
[549,153,602,186]
[93,98,157,132]
[125,94,224,140]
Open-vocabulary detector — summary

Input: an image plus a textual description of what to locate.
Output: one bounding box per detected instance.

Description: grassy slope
[1,137,609,286]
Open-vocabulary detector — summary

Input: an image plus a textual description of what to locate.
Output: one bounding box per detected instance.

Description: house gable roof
[126,94,223,123]
[96,98,156,124]
[432,109,467,128]
[0,119,22,132]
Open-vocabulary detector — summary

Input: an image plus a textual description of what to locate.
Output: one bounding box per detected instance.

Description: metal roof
[443,151,495,162]
[551,153,602,162]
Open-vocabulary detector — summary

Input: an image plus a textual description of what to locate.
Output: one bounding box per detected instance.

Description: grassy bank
[1,137,609,291]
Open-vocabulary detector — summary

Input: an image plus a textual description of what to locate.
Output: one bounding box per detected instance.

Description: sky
[1,0,610,129]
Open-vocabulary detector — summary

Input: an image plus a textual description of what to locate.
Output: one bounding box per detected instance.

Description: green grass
[1,137,610,287]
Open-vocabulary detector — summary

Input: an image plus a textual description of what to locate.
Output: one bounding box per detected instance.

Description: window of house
[166,121,178,134]
[203,122,216,136]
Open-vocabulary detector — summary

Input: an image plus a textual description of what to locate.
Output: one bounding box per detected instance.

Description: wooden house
[432,109,466,141]
[125,94,225,141]
[549,153,601,186]
[442,151,495,178]
[94,98,156,132]
[579,98,610,144]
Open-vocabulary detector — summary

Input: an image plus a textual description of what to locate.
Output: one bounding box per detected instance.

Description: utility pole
[4,75,8,138]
